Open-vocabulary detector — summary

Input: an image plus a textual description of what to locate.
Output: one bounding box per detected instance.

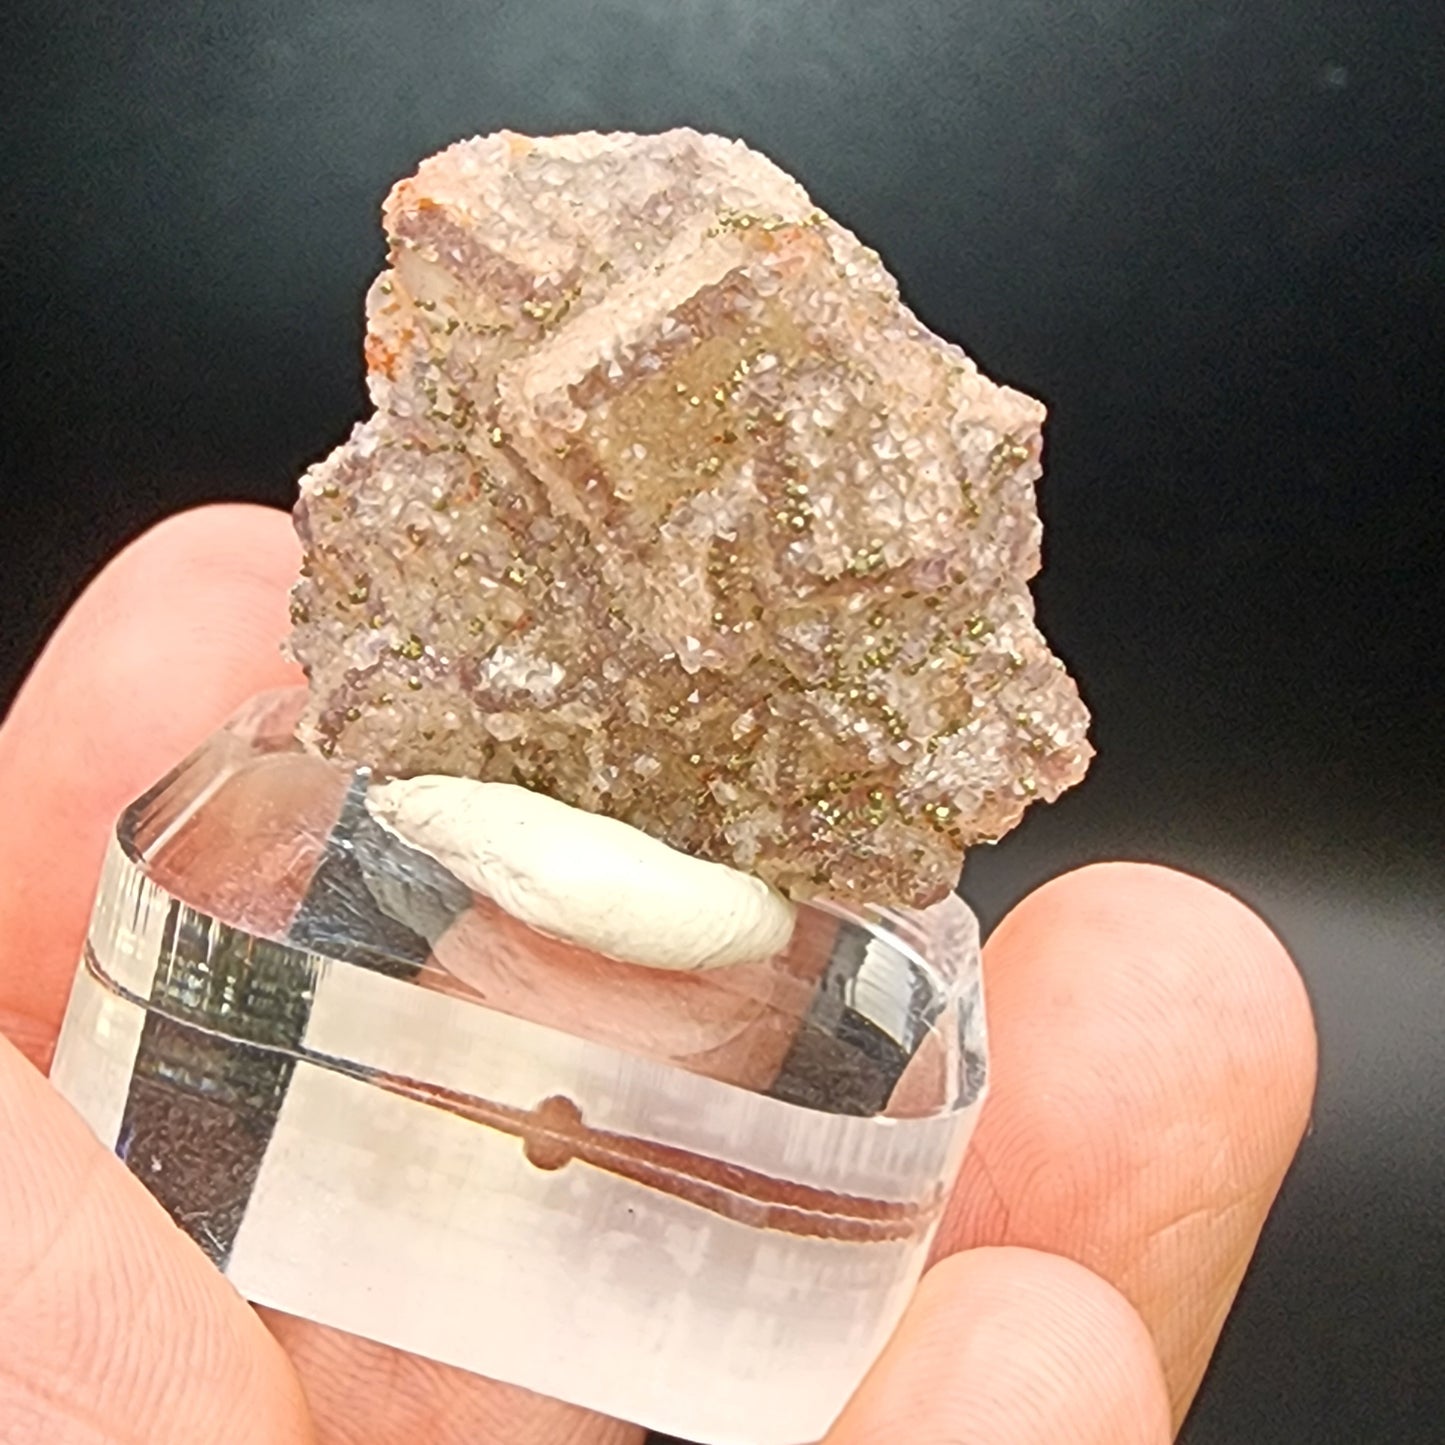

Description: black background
[3,2,1442,1441]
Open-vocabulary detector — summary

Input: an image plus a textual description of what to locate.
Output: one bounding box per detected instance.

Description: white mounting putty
[366,776,797,971]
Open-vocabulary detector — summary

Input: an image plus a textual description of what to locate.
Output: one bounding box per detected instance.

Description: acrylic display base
[49,691,987,1445]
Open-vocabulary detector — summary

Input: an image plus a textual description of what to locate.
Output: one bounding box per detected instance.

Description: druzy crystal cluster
[288,130,1091,907]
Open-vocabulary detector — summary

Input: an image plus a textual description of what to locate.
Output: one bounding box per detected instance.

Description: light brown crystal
[287,130,1091,907]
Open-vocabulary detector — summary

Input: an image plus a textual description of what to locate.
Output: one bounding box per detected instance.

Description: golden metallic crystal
[288,129,1092,906]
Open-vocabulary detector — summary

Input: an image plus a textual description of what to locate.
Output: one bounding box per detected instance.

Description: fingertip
[8,502,301,754]
[996,861,1319,1142]
[72,503,303,726]
[950,861,1319,1419]
[113,501,298,569]
[0,1033,315,1444]
[830,1246,1170,1445]
[0,503,303,1046]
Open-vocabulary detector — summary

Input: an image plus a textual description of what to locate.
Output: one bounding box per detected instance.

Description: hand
[0,507,1316,1445]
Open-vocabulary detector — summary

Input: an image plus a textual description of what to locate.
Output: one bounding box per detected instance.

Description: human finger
[259,1313,643,1445]
[826,1245,1171,1445]
[0,506,640,1442]
[0,504,301,1064]
[0,1034,316,1444]
[938,863,1318,1424]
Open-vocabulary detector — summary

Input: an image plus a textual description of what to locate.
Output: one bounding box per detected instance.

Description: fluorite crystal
[288,129,1091,907]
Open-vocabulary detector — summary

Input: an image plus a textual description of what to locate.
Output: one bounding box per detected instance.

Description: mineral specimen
[288,129,1091,907]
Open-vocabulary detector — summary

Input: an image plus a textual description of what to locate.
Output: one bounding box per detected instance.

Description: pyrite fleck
[288,129,1091,906]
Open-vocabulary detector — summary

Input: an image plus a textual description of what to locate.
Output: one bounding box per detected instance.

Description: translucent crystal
[288,129,1092,908]
[49,691,988,1445]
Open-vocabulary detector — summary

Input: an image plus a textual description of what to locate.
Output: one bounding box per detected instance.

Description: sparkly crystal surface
[288,130,1092,907]
[50,691,988,1445]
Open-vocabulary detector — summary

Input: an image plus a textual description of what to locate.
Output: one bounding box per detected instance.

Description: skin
[0,506,1318,1445]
